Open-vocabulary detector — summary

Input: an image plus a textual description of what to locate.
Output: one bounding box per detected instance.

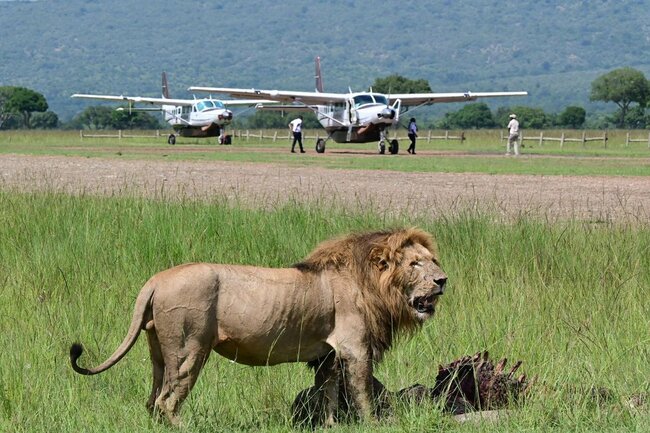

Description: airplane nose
[378,108,395,119]
[218,110,233,121]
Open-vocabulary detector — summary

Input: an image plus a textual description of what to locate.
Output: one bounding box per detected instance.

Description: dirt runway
[1,154,649,222]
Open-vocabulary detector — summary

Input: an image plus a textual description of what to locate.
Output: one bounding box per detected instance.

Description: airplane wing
[390,91,528,107]
[188,87,348,105]
[220,99,278,106]
[72,94,196,107]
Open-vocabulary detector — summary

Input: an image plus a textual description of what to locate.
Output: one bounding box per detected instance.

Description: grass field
[0,189,648,432]
[2,129,650,176]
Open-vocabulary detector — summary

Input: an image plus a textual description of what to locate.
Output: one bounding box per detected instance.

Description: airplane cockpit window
[195,100,224,111]
[353,94,374,107]
[372,94,388,105]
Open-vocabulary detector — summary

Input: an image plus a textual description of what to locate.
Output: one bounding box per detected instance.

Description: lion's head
[295,227,447,360]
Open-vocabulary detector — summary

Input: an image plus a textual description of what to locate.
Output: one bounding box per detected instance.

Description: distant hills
[1,0,649,121]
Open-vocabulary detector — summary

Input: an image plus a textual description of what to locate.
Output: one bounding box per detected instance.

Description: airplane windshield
[353,94,374,107]
[353,94,387,107]
[372,94,388,105]
[196,100,224,111]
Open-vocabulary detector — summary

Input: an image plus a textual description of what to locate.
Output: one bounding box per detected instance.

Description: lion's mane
[294,227,438,361]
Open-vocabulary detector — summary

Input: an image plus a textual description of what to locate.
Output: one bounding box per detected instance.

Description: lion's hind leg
[145,328,165,417]
[312,351,339,427]
[153,311,216,426]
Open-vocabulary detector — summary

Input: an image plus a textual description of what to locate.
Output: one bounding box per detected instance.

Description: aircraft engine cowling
[378,108,396,119]
[219,110,233,121]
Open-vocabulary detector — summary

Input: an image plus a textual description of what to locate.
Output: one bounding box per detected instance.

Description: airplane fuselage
[163,99,233,137]
[315,93,400,143]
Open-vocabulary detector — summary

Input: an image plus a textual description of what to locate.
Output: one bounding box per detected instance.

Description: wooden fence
[80,130,162,139]
[229,129,466,143]
[501,130,609,147]
[625,131,650,147]
[78,129,650,148]
[502,130,650,148]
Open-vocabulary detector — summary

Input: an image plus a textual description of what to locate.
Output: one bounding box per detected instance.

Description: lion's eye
[410,261,422,268]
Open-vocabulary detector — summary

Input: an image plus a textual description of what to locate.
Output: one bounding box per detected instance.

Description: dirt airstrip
[1,153,650,222]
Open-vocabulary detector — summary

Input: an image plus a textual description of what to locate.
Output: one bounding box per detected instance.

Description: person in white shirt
[506,113,520,156]
[288,115,305,153]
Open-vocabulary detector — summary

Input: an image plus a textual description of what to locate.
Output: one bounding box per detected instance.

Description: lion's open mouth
[412,294,439,315]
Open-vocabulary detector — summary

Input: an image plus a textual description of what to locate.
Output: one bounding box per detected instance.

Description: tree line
[1,67,648,131]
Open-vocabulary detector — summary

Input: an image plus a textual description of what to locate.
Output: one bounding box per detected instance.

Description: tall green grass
[0,191,648,432]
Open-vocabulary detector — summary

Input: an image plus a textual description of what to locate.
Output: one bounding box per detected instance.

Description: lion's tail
[70,283,155,376]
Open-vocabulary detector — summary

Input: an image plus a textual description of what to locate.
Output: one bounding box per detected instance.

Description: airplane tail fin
[162,72,170,99]
[315,56,323,93]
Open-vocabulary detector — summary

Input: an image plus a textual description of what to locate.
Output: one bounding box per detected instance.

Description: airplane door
[346,100,352,124]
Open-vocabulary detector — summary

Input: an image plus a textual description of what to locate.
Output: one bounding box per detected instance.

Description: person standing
[506,113,520,156]
[288,115,305,153]
[407,117,418,154]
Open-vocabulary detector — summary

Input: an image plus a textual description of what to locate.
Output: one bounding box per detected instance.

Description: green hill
[1,0,649,120]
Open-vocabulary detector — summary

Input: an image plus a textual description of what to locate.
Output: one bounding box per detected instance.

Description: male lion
[70,228,447,426]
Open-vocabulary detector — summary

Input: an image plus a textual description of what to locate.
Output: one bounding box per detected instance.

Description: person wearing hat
[506,113,520,156]
[407,117,418,154]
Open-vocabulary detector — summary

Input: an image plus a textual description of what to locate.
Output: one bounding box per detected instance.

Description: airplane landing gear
[378,129,387,154]
[316,138,326,153]
[378,130,398,154]
[167,134,176,145]
[389,139,399,155]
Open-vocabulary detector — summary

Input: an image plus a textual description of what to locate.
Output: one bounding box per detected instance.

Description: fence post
[427,130,431,143]
[539,131,544,147]
[581,131,586,147]
[445,130,449,140]
[625,132,630,147]
[273,131,277,142]
[118,130,123,140]
[560,132,565,148]
[603,130,607,148]
[460,131,465,142]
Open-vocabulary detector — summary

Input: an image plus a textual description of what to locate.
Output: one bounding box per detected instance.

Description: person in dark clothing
[407,117,418,154]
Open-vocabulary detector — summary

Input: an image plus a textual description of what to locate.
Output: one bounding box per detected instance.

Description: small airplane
[72,72,270,145]
[189,57,528,153]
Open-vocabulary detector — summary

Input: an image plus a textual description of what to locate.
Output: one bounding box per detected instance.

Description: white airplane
[72,72,270,145]
[189,57,528,153]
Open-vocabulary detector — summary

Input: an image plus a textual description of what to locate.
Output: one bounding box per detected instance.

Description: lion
[69,227,447,426]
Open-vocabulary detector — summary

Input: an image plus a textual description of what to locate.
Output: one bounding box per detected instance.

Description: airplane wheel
[389,139,399,155]
[167,134,176,145]
[315,138,326,153]
[379,143,386,154]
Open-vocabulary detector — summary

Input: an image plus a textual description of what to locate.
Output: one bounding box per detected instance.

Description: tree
[0,87,14,129]
[370,74,432,94]
[31,111,59,129]
[5,87,48,128]
[237,110,319,129]
[557,106,586,128]
[590,67,649,127]
[69,106,115,129]
[439,103,495,129]
[111,108,162,129]
[496,106,549,129]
